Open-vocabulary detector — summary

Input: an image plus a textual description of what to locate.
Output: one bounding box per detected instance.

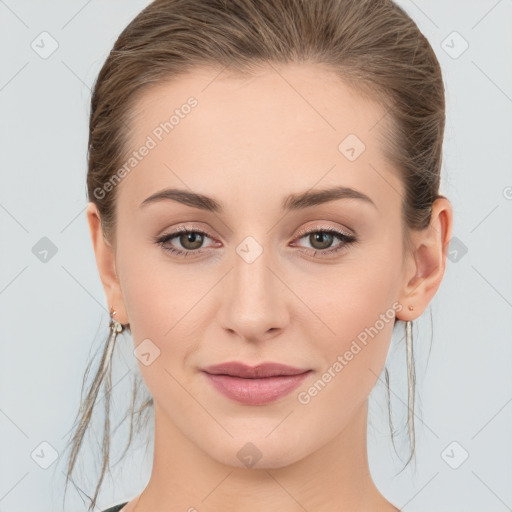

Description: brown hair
[64,0,446,509]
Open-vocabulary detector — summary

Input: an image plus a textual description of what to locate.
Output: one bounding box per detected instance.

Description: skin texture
[87,63,452,512]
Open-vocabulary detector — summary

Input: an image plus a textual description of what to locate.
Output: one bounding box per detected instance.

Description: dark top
[102,503,128,512]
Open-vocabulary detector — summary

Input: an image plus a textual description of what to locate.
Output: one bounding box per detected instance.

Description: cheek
[294,288,398,429]
[116,227,185,332]
[116,250,200,412]
[301,243,402,387]
[115,236,204,374]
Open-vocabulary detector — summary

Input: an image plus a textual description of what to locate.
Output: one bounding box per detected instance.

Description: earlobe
[86,202,128,324]
[396,197,453,321]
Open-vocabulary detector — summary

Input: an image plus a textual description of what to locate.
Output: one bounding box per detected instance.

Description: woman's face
[95,63,421,468]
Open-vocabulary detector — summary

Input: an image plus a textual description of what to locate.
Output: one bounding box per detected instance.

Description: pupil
[311,232,333,250]
[182,232,203,249]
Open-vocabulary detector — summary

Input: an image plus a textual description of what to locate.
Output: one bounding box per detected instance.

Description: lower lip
[203,371,311,405]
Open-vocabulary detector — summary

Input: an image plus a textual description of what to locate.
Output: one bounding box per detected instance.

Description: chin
[198,426,314,470]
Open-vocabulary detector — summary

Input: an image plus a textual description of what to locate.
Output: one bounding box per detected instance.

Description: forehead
[119,62,402,214]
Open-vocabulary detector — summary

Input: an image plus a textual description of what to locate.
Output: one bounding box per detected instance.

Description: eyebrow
[140,185,377,213]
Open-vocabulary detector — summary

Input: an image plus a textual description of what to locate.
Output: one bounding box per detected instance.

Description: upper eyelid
[161,224,351,239]
[295,223,354,238]
[159,225,353,249]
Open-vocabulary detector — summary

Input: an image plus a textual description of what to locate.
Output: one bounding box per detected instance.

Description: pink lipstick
[201,362,311,405]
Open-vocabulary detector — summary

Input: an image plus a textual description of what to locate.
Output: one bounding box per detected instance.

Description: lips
[202,361,310,378]
[201,362,312,405]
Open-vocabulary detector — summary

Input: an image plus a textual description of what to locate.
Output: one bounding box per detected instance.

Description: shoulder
[101,503,128,512]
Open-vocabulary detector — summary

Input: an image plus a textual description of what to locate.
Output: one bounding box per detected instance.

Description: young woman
[64,0,453,510]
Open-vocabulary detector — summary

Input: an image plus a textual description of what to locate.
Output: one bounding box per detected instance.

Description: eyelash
[155,225,357,259]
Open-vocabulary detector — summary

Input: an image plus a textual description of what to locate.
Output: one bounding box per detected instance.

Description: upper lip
[202,362,311,378]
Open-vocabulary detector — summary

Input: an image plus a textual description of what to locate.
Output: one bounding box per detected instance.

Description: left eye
[292,227,357,256]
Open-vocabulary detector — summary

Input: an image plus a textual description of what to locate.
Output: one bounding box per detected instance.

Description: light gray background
[1,1,511,511]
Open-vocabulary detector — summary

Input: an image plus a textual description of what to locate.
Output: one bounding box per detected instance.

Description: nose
[218,238,289,343]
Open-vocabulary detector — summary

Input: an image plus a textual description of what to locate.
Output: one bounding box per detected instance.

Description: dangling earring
[102,306,123,374]
[405,317,416,459]
[109,306,123,335]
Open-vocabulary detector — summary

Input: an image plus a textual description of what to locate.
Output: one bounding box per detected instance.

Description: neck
[134,399,398,512]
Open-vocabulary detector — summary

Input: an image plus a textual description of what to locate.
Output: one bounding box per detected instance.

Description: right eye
[156,227,218,258]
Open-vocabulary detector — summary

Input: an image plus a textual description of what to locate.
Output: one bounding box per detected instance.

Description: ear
[86,202,129,325]
[396,196,453,322]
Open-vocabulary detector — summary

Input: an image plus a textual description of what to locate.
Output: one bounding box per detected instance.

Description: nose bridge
[220,234,287,339]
